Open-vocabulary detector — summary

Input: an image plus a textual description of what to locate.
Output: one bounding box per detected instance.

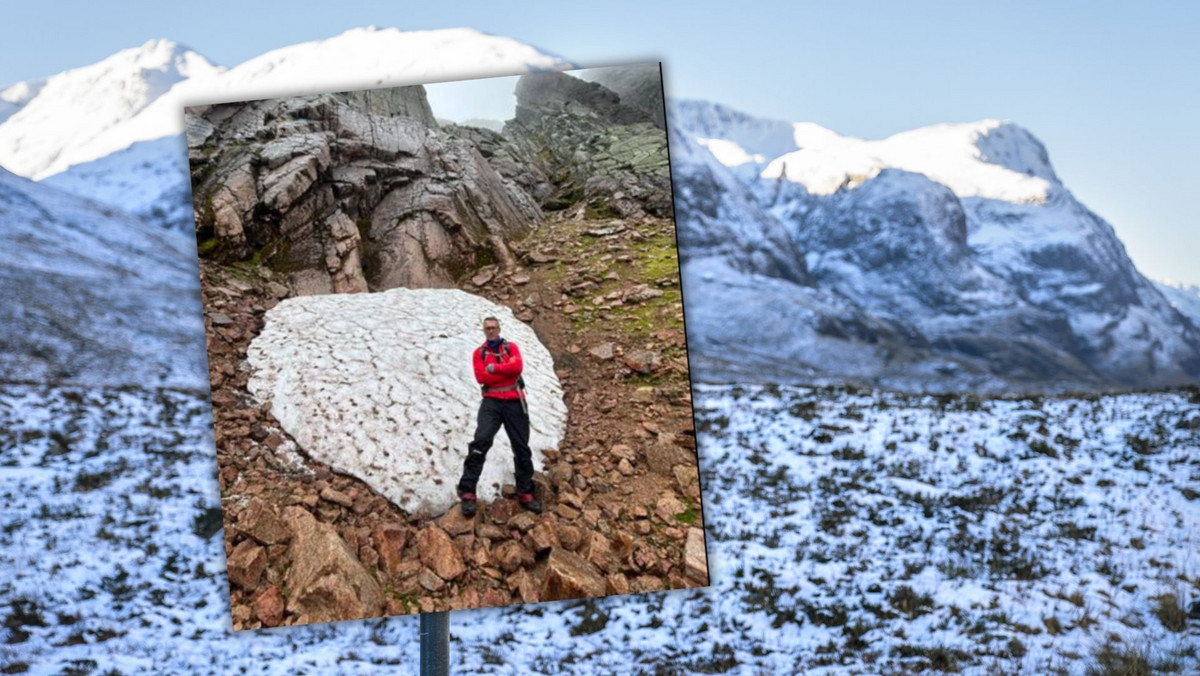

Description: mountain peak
[886,118,1059,186]
[0,39,221,179]
[668,99,798,165]
[91,38,218,80]
[130,38,191,59]
[0,27,571,183]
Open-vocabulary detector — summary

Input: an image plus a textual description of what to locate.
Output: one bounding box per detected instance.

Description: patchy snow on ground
[2,381,1200,672]
[3,381,1196,673]
[246,288,567,514]
[691,384,1200,673]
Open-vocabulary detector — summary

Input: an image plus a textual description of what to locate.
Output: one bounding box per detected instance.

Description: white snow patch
[695,137,765,167]
[889,476,946,498]
[246,288,566,514]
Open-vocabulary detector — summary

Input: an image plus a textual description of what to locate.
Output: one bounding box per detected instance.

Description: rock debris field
[198,212,707,628]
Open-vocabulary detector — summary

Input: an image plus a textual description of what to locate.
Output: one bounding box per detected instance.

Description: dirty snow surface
[246,288,567,514]
[3,382,1198,673]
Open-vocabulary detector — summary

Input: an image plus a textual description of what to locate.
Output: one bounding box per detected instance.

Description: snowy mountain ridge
[670,99,1200,390]
[0,39,221,180]
[0,27,573,230]
[760,118,1058,204]
[675,97,1056,204]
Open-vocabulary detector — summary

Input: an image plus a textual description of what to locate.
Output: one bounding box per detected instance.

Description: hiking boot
[460,493,478,518]
[518,492,541,514]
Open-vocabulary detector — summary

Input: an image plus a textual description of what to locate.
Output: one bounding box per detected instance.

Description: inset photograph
[185,63,707,628]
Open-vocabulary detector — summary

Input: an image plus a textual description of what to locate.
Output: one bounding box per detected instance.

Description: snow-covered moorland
[692,383,1200,673]
[2,382,1196,673]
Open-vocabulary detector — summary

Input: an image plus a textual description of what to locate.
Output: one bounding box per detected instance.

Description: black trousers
[457,397,534,496]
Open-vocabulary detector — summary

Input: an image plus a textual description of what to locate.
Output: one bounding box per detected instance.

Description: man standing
[457,316,541,517]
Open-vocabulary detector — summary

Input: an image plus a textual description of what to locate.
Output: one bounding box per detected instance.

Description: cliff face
[188,72,677,296]
[187,88,541,293]
[500,72,673,219]
[578,63,666,131]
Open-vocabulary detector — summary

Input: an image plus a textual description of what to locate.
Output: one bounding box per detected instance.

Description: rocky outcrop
[187,88,541,292]
[579,63,666,130]
[443,123,553,204]
[503,72,672,219]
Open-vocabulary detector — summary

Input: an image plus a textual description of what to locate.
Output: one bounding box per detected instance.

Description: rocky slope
[193,69,702,626]
[203,210,703,627]
[0,168,204,387]
[670,100,1200,391]
[578,63,666,131]
[187,87,540,292]
[500,72,672,219]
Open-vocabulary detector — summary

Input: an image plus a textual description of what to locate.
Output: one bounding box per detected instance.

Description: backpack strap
[480,340,511,364]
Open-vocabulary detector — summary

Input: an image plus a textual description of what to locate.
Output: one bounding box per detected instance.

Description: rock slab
[282,506,385,625]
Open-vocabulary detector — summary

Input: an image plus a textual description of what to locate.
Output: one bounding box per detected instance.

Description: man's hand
[486,364,495,373]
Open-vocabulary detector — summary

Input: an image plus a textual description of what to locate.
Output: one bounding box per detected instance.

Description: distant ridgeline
[668,100,1200,392]
[0,29,576,387]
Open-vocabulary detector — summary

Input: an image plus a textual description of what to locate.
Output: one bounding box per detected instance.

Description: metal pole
[420,611,449,676]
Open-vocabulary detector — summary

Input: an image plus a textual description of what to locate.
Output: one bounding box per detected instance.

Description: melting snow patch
[246,288,566,514]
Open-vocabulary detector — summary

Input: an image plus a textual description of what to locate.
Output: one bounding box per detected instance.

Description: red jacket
[475,340,524,400]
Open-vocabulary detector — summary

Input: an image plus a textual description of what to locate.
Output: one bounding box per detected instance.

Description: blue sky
[4,1,1199,284]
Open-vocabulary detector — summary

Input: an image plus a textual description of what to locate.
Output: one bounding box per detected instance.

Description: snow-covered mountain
[0,39,220,180]
[0,167,203,387]
[1157,280,1200,329]
[0,27,573,231]
[0,29,573,387]
[670,99,1200,391]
